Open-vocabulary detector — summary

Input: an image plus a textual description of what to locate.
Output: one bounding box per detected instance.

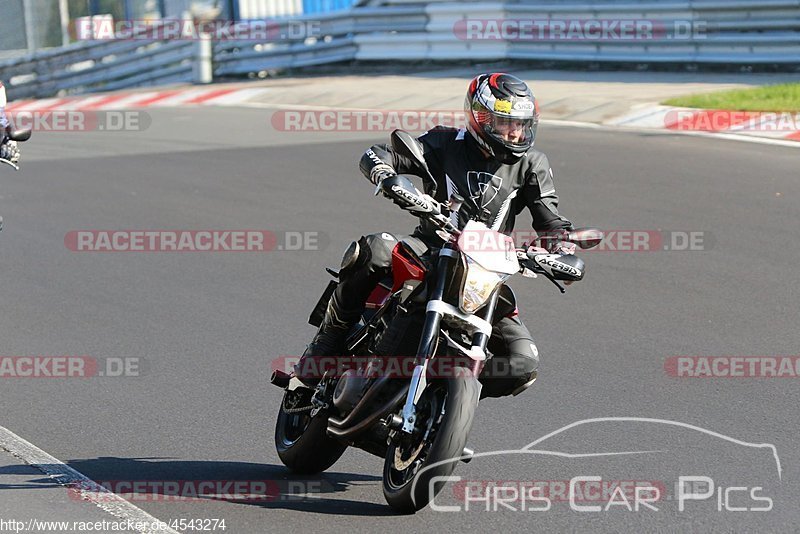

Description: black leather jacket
[359,126,573,240]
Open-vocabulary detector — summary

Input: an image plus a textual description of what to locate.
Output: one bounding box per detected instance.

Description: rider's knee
[479,339,539,399]
[362,232,398,272]
[338,232,398,280]
[339,236,371,276]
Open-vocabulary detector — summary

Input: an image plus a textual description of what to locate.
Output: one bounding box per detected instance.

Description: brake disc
[394,440,425,471]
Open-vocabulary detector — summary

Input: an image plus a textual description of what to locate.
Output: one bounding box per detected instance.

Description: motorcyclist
[295,73,577,398]
[0,81,22,166]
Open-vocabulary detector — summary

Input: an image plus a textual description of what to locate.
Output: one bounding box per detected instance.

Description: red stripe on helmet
[489,73,506,89]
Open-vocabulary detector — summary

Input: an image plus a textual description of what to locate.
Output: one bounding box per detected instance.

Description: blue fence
[302,0,358,14]
[86,0,355,21]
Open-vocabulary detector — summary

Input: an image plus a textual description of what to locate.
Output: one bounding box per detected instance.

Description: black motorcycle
[271,130,603,513]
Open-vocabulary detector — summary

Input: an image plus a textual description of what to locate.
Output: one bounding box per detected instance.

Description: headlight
[460,257,510,313]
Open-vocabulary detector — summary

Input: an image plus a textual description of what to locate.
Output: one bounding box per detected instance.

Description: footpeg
[461,447,474,463]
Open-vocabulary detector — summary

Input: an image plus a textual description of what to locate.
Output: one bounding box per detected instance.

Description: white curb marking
[0,425,180,534]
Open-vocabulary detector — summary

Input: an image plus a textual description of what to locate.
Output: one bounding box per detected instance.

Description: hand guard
[527,240,578,285]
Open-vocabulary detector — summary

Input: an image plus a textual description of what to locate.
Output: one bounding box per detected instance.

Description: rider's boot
[293,291,363,388]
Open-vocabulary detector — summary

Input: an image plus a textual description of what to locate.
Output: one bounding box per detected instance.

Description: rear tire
[275,390,347,474]
[382,366,480,513]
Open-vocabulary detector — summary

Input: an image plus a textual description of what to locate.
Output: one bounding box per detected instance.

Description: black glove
[547,240,576,255]
[538,231,576,255]
[0,139,20,165]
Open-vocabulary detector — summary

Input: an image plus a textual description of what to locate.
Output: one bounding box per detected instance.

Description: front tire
[275,389,347,474]
[382,366,480,513]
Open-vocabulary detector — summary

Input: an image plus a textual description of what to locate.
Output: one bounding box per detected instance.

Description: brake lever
[0,158,19,171]
[517,250,567,293]
[547,276,566,294]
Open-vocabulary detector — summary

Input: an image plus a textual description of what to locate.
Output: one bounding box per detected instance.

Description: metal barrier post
[194,33,214,84]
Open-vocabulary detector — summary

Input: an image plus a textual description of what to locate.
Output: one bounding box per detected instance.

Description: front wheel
[274,389,347,474]
[382,366,480,513]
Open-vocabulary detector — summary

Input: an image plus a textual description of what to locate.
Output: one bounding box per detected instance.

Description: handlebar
[377,173,596,291]
[424,200,461,238]
[379,174,460,239]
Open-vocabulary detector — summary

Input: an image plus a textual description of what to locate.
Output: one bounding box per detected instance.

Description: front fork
[399,243,497,434]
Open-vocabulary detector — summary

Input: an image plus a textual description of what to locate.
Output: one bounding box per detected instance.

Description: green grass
[663,82,800,112]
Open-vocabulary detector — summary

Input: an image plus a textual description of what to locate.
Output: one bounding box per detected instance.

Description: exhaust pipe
[270,370,291,389]
[327,386,409,441]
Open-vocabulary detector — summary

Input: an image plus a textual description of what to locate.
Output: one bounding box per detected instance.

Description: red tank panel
[391,242,427,293]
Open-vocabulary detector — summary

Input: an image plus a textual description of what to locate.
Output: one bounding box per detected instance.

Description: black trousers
[334,231,540,398]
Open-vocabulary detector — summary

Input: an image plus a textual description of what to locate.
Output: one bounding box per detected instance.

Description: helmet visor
[473,106,538,148]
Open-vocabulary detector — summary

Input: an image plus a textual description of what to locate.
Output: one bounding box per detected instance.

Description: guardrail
[0,28,197,100]
[212,6,427,76]
[357,1,800,64]
[1,1,797,100]
[0,6,426,100]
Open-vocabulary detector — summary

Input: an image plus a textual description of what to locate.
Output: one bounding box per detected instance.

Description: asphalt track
[1,104,799,533]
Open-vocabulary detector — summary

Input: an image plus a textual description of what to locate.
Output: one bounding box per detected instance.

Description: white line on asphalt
[230,102,800,149]
[0,426,179,534]
[608,106,677,127]
[540,119,604,129]
[542,119,800,148]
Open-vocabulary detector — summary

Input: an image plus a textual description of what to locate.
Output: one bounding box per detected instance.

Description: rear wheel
[275,389,347,474]
[382,366,480,513]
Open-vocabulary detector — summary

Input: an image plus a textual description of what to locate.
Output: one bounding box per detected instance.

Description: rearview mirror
[7,128,31,142]
[567,227,604,249]
[390,129,436,193]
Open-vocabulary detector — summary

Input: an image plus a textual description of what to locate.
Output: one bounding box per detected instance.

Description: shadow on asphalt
[27,457,397,516]
[0,463,63,490]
